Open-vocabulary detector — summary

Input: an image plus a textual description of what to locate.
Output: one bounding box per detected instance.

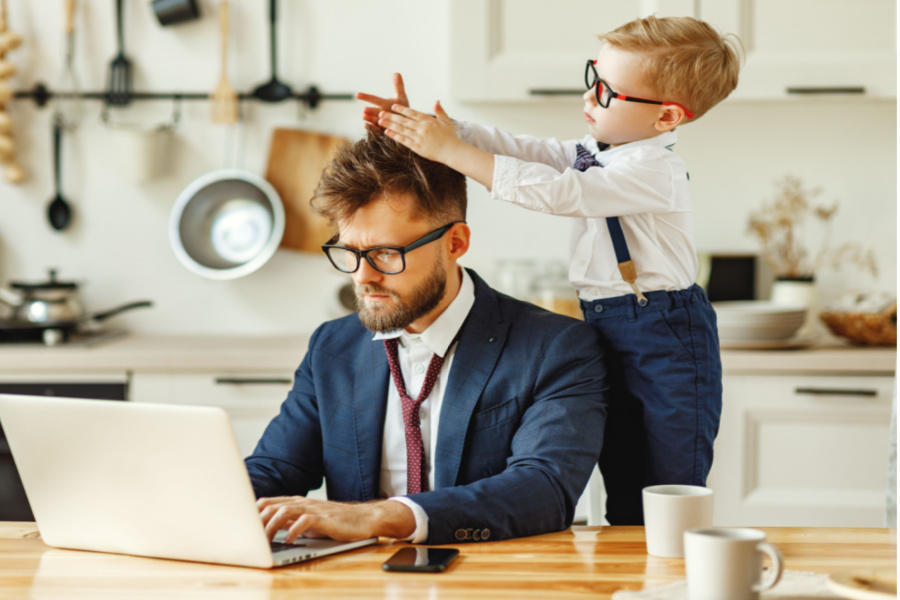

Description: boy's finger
[356,92,390,106]
[433,100,451,120]
[390,104,422,119]
[392,73,408,105]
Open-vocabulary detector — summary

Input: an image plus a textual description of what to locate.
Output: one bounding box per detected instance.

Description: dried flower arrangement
[747,175,878,280]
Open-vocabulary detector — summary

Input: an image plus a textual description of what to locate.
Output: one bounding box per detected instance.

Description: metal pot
[0,269,84,323]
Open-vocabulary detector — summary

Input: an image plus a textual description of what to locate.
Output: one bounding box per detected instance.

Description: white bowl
[713,301,807,341]
[169,170,285,280]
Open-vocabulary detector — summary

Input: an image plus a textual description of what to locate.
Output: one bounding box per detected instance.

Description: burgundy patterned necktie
[383,338,445,494]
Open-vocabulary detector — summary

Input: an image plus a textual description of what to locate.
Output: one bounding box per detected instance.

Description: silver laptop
[0,394,376,568]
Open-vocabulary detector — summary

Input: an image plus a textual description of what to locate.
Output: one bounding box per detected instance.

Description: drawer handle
[794,387,878,397]
[786,86,866,95]
[214,377,292,385]
[528,88,584,96]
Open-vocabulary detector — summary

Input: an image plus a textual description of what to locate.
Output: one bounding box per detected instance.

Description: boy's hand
[379,101,460,164]
[380,101,495,191]
[356,73,409,131]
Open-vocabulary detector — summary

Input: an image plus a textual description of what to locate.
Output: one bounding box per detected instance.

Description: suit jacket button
[472,529,481,541]
[455,529,467,541]
[481,528,491,540]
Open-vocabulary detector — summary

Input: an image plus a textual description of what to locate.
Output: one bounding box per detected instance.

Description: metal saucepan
[0,269,152,344]
[0,301,153,345]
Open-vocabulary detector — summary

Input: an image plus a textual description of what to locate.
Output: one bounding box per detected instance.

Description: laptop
[0,394,377,568]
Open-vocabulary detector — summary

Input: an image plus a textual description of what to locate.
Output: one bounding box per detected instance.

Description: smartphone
[381,547,459,572]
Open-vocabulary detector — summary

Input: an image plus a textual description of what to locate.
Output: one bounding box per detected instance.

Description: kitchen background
[0,0,895,336]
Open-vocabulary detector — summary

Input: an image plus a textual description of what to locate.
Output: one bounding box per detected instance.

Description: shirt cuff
[388,497,429,544]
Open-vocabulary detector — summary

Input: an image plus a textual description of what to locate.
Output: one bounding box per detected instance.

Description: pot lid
[9,269,78,291]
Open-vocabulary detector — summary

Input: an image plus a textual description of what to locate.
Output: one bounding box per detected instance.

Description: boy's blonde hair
[599,15,743,120]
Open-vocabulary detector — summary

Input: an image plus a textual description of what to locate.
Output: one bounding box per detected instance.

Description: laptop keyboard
[271,540,308,553]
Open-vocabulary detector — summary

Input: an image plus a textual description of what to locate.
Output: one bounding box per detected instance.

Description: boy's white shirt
[457,122,698,301]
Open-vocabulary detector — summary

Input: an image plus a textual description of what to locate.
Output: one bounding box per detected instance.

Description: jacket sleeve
[408,320,609,545]
[244,327,325,498]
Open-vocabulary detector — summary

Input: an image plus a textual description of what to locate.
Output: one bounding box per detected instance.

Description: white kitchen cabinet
[450,0,896,101]
[706,373,894,527]
[130,372,292,459]
[130,371,328,500]
[699,0,896,99]
[449,0,696,101]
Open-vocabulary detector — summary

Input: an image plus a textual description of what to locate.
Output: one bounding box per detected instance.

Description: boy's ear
[655,105,688,132]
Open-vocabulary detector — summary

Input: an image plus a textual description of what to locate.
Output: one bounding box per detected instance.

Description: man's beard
[355,261,447,333]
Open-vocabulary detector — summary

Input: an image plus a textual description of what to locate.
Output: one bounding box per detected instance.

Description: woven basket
[819,302,897,346]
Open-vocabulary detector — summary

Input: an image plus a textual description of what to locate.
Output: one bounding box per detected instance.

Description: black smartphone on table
[381,547,460,572]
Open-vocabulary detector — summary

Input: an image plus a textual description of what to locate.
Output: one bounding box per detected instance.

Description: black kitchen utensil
[47,119,72,231]
[251,0,292,102]
[151,0,200,27]
[106,0,132,105]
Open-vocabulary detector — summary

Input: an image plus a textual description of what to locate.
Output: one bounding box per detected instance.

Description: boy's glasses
[584,59,694,119]
[322,221,465,275]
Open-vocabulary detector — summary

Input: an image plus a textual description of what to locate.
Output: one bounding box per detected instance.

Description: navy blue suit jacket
[246,269,608,544]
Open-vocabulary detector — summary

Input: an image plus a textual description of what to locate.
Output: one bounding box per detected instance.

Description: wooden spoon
[210,0,238,123]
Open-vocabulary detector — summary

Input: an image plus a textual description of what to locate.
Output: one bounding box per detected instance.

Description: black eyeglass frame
[321,220,466,275]
[584,59,695,119]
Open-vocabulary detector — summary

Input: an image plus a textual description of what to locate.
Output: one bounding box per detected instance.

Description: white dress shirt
[457,122,699,300]
[371,268,476,543]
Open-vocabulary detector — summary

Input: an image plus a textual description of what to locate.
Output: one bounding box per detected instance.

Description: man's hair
[311,131,467,228]
[598,15,743,120]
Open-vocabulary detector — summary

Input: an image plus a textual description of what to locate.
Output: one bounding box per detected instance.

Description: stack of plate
[713,301,809,348]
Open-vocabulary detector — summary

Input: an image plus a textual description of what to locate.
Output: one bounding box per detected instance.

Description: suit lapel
[434,272,509,489]
[352,338,389,501]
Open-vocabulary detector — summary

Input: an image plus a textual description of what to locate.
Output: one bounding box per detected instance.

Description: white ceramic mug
[684,528,784,600]
[642,485,713,558]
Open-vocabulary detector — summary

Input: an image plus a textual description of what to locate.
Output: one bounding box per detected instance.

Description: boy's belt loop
[606,216,648,307]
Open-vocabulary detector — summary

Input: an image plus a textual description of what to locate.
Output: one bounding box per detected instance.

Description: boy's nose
[583,88,597,105]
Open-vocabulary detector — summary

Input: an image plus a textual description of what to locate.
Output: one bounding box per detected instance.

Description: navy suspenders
[573,144,649,306]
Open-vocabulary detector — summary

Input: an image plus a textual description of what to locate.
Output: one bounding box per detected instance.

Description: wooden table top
[0,523,895,599]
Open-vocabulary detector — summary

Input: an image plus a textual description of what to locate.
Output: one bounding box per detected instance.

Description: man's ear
[447,222,470,260]
[655,104,688,132]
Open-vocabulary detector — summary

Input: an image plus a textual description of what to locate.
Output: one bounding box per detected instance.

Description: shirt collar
[586,129,678,157]
[371,268,475,358]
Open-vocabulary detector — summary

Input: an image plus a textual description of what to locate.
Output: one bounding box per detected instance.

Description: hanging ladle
[47,118,72,231]
[251,0,292,102]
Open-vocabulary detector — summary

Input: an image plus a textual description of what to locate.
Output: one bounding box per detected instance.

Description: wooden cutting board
[265,128,349,253]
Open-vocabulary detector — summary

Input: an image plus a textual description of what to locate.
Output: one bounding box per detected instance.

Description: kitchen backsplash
[0,0,895,335]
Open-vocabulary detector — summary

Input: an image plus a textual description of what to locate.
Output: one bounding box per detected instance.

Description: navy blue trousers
[581,284,723,525]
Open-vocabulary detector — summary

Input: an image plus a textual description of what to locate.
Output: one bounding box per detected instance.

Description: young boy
[357,15,742,525]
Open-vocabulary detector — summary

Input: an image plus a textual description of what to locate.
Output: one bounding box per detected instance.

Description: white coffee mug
[684,528,784,600]
[642,485,713,558]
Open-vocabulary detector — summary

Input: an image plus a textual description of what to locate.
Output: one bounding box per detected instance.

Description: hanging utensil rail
[14,82,351,109]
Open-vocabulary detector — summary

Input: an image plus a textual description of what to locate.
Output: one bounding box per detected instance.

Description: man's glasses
[584,59,694,119]
[322,221,465,275]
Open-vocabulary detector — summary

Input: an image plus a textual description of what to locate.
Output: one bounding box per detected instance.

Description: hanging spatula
[106,0,131,106]
[210,0,237,123]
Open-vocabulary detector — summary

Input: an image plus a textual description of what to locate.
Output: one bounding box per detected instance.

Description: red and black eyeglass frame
[584,59,694,119]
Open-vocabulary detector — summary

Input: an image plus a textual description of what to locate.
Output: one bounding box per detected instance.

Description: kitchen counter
[0,334,894,374]
[0,523,895,599]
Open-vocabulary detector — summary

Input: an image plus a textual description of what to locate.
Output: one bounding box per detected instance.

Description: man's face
[337,193,451,333]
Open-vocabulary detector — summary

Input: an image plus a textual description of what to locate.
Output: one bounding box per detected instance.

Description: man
[246,132,608,546]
